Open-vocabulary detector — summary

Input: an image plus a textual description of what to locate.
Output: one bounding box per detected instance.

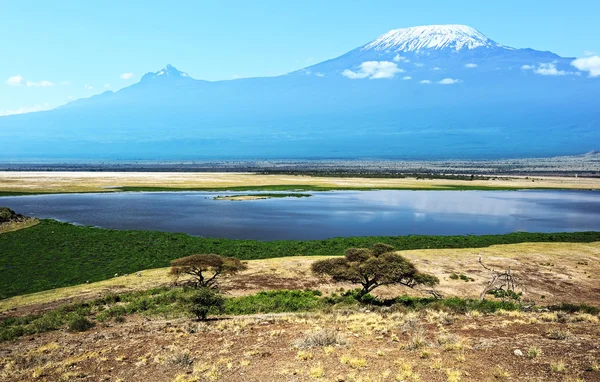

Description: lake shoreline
[1,171,599,196]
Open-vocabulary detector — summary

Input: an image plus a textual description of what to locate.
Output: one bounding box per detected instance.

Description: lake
[1,190,600,240]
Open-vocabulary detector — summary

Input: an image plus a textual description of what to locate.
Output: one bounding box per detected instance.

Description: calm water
[2,190,600,240]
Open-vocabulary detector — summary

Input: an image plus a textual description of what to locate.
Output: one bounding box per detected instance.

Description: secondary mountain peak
[141,64,190,81]
[362,24,507,52]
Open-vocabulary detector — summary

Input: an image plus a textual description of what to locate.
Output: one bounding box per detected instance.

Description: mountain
[300,25,569,77]
[1,24,598,160]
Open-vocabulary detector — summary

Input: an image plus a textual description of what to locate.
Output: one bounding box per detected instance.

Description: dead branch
[478,255,520,301]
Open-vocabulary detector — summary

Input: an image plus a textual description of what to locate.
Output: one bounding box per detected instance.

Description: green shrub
[549,303,599,315]
[224,290,322,315]
[29,312,64,333]
[67,315,94,332]
[487,289,522,301]
[185,288,225,321]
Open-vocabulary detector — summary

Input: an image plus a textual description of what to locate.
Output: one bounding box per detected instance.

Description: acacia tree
[312,244,439,297]
[170,254,247,289]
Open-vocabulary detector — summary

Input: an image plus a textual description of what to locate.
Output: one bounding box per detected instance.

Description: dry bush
[400,312,422,333]
[296,350,313,360]
[395,361,420,381]
[526,346,542,359]
[547,328,570,340]
[406,327,428,350]
[550,360,566,373]
[169,349,194,367]
[340,355,367,369]
[493,366,511,379]
[294,329,347,348]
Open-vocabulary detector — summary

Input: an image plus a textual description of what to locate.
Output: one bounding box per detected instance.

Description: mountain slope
[0,25,598,160]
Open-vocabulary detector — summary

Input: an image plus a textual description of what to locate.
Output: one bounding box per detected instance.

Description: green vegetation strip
[0,183,580,196]
[214,193,311,199]
[115,184,554,192]
[1,220,600,298]
[2,287,597,342]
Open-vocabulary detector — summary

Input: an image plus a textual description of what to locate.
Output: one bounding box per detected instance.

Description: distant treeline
[2,219,600,299]
[258,171,494,180]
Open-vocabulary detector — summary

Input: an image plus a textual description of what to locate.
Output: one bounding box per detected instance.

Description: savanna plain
[1,171,599,382]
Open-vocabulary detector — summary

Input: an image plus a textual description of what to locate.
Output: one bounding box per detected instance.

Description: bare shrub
[399,312,421,333]
[406,327,428,350]
[294,329,347,348]
[547,328,570,340]
[169,349,194,367]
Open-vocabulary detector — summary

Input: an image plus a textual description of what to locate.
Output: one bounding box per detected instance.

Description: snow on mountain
[141,64,191,81]
[362,24,508,52]
[300,24,567,77]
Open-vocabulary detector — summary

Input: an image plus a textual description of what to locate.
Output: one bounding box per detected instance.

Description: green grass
[224,289,323,314]
[114,184,553,192]
[0,191,60,197]
[3,286,595,342]
[2,220,600,298]
[0,183,575,197]
[0,288,323,341]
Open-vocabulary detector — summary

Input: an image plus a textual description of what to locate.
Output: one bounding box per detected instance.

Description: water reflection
[1,190,599,240]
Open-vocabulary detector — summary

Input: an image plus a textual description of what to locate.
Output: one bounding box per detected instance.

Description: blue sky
[2,0,599,115]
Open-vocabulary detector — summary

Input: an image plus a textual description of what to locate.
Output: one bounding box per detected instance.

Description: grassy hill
[2,219,600,298]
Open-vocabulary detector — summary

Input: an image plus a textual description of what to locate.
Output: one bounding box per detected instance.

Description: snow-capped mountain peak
[362,24,507,52]
[156,64,188,77]
[141,64,190,81]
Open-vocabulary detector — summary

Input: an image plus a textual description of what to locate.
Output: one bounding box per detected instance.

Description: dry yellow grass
[2,241,599,314]
[1,171,599,193]
[0,218,39,233]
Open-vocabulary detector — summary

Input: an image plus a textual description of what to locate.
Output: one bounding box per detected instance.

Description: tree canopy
[312,243,438,297]
[170,254,247,289]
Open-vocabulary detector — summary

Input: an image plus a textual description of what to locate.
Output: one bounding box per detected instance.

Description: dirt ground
[1,171,600,193]
[2,241,599,318]
[1,308,599,382]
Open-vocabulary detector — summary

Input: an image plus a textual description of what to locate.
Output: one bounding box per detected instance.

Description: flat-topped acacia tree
[312,243,439,297]
[170,254,247,289]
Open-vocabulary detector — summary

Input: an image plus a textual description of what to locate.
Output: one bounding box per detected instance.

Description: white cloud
[120,72,134,80]
[342,61,403,80]
[403,76,412,80]
[419,80,431,84]
[315,72,325,77]
[6,75,61,87]
[104,84,111,89]
[26,80,53,87]
[6,75,25,86]
[393,54,409,63]
[571,56,600,77]
[465,63,478,68]
[439,78,462,85]
[432,67,441,71]
[0,103,51,116]
[533,62,568,76]
[584,50,597,57]
[414,63,424,67]
[521,64,534,70]
[84,84,93,90]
